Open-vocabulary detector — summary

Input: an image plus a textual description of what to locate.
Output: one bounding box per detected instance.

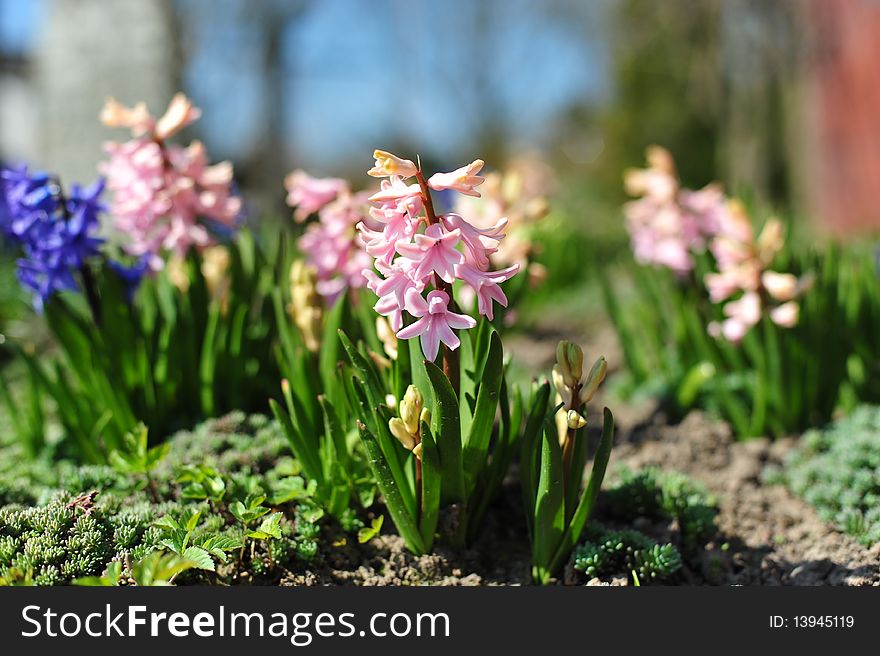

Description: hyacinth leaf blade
[532,418,566,584]
[467,377,522,542]
[458,328,477,436]
[352,289,385,356]
[564,422,589,524]
[271,393,323,487]
[340,330,415,513]
[462,331,504,493]
[549,407,615,577]
[520,381,551,541]
[0,364,44,458]
[318,394,351,473]
[424,360,465,505]
[338,329,386,411]
[358,421,426,555]
[419,420,442,549]
[199,303,222,417]
[319,294,348,406]
[393,329,412,406]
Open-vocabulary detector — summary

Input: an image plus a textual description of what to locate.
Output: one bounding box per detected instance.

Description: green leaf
[357,515,384,544]
[424,360,465,504]
[248,512,283,540]
[418,421,441,549]
[182,546,215,572]
[319,295,348,401]
[521,381,551,540]
[270,395,323,485]
[549,407,615,577]
[270,476,311,504]
[532,419,565,581]
[357,421,426,555]
[462,331,503,492]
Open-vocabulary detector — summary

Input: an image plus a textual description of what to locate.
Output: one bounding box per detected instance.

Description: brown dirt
[612,406,880,586]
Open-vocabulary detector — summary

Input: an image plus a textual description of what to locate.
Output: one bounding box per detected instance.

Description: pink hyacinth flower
[428,159,485,197]
[397,289,476,361]
[154,93,202,140]
[368,150,418,178]
[394,223,463,283]
[440,212,507,269]
[369,176,423,207]
[285,170,349,222]
[769,301,799,328]
[761,271,798,302]
[455,262,519,320]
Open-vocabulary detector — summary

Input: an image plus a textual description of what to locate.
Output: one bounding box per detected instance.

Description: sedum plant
[522,340,615,584]
[765,405,880,546]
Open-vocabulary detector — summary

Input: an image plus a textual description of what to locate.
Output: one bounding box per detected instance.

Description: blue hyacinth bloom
[0,165,105,311]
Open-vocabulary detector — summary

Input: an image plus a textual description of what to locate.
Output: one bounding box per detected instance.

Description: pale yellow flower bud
[419,407,431,426]
[412,443,423,461]
[376,316,398,360]
[166,254,191,294]
[579,356,608,404]
[388,418,417,451]
[201,245,231,303]
[555,341,574,387]
[288,260,322,352]
[566,342,584,382]
[368,149,418,178]
[399,385,423,436]
[566,409,587,430]
[551,365,572,407]
[757,217,784,264]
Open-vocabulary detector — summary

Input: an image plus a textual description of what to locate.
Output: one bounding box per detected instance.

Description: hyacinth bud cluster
[284,170,373,302]
[358,150,520,361]
[0,166,104,310]
[551,340,607,481]
[100,93,241,271]
[388,385,430,460]
[705,202,811,343]
[623,146,726,276]
[288,260,323,352]
[552,340,607,431]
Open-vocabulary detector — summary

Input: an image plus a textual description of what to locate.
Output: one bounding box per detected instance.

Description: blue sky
[2,0,609,169]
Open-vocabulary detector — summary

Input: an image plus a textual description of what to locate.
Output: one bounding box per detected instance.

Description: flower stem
[416,168,461,395]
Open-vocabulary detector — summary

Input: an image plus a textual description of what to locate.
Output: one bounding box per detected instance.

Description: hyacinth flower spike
[359,149,520,389]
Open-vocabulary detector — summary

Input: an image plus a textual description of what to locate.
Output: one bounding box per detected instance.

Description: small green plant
[154,509,241,574]
[765,405,880,546]
[573,524,682,585]
[523,340,615,584]
[605,466,718,547]
[73,551,200,587]
[0,494,162,585]
[108,424,169,501]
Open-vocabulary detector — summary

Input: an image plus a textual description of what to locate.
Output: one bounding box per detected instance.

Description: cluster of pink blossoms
[285,170,374,302]
[623,146,727,276]
[357,150,519,361]
[100,93,241,270]
[705,202,810,342]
